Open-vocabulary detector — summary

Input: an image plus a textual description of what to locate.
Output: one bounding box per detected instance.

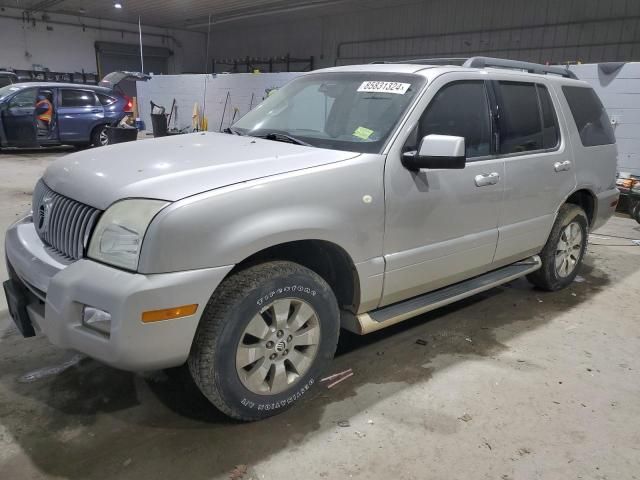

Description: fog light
[83,306,112,334]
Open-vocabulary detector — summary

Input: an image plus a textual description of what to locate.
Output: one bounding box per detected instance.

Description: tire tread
[188,260,336,421]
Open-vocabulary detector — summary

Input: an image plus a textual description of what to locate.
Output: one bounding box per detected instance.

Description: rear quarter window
[97,93,117,106]
[562,86,615,147]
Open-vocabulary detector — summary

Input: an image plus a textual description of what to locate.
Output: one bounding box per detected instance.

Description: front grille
[32,180,101,260]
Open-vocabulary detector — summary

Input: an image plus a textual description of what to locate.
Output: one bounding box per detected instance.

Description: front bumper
[592,188,620,231]
[5,215,233,371]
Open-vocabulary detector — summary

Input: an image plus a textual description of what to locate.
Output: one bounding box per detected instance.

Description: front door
[381,75,504,306]
[57,88,104,143]
[1,87,38,147]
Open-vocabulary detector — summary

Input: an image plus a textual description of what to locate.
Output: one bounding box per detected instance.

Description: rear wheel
[527,204,588,291]
[91,125,110,147]
[188,261,340,421]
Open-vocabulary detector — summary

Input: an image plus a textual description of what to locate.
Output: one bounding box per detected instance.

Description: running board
[343,256,541,335]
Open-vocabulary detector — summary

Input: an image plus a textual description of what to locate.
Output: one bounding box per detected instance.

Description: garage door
[95,41,171,78]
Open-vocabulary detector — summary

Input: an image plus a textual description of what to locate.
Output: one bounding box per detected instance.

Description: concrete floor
[1,148,639,480]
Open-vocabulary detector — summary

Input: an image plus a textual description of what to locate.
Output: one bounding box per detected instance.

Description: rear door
[492,79,577,264]
[1,87,38,147]
[57,88,104,143]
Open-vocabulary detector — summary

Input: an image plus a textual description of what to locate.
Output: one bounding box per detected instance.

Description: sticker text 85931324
[357,81,411,95]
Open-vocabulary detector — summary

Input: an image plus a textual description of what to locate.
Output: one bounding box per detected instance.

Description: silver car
[3,57,619,420]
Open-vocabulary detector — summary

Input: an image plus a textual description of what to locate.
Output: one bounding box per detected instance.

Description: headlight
[88,199,168,270]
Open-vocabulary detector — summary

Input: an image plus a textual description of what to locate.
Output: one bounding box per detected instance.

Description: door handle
[554,160,572,172]
[475,172,500,187]
[90,109,102,113]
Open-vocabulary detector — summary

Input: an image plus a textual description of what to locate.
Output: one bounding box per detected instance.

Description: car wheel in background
[188,261,340,421]
[527,204,588,291]
[91,125,110,147]
[631,201,640,225]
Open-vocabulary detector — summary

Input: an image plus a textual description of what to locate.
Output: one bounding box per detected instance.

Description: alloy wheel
[235,298,321,395]
[555,221,583,278]
[99,127,109,146]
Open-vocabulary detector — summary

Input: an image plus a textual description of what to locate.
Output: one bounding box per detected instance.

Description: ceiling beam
[183,0,350,28]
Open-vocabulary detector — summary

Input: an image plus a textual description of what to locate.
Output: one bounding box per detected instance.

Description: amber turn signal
[141,304,198,323]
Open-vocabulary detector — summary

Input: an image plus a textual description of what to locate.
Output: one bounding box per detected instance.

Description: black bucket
[151,114,168,137]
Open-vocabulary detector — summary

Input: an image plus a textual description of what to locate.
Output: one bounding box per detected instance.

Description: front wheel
[188,261,340,421]
[527,204,588,291]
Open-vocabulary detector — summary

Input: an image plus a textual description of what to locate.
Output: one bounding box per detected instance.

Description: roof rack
[463,57,577,79]
[371,58,468,66]
[371,56,577,79]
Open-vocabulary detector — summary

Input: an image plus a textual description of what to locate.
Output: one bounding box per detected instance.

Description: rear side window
[562,86,615,147]
[97,93,116,106]
[496,82,543,154]
[416,81,492,158]
[60,89,98,107]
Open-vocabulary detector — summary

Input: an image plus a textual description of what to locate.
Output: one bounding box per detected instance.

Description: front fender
[138,154,386,274]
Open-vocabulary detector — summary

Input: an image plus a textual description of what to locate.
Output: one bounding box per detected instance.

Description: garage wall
[0,6,206,75]
[208,0,640,68]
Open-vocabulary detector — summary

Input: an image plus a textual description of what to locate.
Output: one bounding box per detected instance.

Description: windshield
[233,72,426,153]
[0,84,24,101]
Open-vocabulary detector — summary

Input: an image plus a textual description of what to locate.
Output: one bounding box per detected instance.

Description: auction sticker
[358,81,411,95]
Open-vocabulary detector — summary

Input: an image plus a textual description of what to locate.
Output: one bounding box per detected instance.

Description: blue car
[0,82,132,149]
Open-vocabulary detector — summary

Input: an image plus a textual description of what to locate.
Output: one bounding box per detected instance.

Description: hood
[43,132,360,209]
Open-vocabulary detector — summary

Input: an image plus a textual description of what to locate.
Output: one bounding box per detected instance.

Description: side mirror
[402,134,466,171]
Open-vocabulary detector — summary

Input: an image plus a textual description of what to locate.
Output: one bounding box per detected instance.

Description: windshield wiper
[256,132,311,147]
[223,127,243,136]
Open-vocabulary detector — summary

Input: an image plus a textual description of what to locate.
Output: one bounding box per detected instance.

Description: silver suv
[3,58,619,420]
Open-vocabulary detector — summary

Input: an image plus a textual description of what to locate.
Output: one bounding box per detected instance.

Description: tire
[631,201,640,225]
[527,204,588,291]
[91,125,110,147]
[188,261,340,421]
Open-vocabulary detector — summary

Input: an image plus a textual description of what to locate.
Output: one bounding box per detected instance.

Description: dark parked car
[0,82,132,149]
[0,71,19,87]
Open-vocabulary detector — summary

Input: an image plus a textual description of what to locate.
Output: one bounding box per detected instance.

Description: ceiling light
[114,2,122,9]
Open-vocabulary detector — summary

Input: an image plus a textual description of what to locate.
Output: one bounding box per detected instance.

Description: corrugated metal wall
[209,0,640,68]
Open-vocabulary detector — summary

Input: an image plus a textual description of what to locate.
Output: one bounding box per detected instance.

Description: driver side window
[9,89,37,109]
[409,81,492,159]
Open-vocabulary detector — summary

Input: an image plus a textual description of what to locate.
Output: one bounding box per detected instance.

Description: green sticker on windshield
[353,126,374,140]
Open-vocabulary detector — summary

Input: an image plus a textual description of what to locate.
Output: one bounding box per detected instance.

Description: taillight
[124,96,133,112]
